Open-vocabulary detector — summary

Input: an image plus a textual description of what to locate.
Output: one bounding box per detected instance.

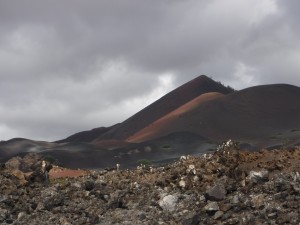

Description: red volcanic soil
[96,75,234,141]
[49,167,87,179]
[127,92,224,142]
[128,84,300,144]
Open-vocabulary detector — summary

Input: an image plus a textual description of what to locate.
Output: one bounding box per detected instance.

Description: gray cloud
[0,0,300,141]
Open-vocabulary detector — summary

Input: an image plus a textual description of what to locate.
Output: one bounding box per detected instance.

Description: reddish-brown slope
[95,75,234,141]
[127,92,224,142]
[128,84,300,143]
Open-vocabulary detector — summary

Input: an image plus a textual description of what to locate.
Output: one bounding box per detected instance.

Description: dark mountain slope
[127,92,224,142]
[56,124,120,143]
[94,75,234,141]
[127,84,300,143]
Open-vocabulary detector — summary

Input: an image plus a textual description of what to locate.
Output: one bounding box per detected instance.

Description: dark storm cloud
[0,0,300,140]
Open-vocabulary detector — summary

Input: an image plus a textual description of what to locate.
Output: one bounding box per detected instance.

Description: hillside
[127,92,224,142]
[56,124,120,143]
[0,138,56,161]
[127,84,300,147]
[1,78,300,169]
[70,75,234,143]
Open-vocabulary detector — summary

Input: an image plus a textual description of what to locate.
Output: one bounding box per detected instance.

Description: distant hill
[0,138,56,161]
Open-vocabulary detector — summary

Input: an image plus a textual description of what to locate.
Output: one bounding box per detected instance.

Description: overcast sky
[0,0,300,141]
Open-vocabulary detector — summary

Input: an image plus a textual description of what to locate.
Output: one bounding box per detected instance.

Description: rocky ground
[0,141,300,225]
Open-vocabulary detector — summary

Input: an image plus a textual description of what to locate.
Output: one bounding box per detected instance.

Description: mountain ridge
[73,75,234,142]
[1,77,300,169]
[126,83,300,143]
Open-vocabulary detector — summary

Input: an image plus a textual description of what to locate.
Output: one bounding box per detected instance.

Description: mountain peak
[55,75,234,143]
[194,74,210,80]
[96,75,234,140]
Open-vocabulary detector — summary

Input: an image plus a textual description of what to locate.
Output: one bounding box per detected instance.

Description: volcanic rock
[205,183,226,201]
[0,144,299,224]
[213,210,224,220]
[159,194,178,212]
[248,169,269,183]
[204,201,220,212]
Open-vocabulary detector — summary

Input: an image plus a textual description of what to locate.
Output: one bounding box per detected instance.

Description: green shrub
[290,128,300,132]
[43,154,62,166]
[161,144,171,149]
[137,159,152,166]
